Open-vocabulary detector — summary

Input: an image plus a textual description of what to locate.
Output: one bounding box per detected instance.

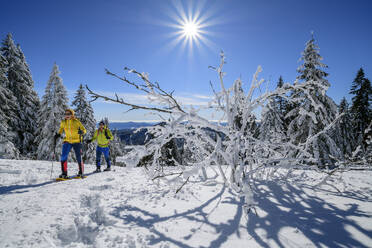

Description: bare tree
[87,52,342,214]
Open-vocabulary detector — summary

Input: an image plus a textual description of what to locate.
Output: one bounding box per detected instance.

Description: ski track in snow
[0,159,372,248]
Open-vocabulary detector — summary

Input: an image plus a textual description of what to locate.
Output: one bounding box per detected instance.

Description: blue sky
[1,0,371,122]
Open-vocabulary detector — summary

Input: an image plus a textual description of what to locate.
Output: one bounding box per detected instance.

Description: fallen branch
[176,176,190,194]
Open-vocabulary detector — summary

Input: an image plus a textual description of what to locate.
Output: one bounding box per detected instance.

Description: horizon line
[107,119,229,123]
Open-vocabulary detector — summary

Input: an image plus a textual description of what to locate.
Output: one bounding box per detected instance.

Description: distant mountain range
[108,122,159,130]
[107,121,228,131]
[109,121,229,146]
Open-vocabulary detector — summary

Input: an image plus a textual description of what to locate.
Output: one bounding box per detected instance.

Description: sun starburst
[182,21,199,38]
[164,1,217,55]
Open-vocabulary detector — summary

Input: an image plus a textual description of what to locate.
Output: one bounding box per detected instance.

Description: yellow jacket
[92,127,113,147]
[58,118,86,144]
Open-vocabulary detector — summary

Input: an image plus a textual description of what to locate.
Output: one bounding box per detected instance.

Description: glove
[53,133,61,146]
[86,139,92,144]
[104,130,110,140]
[78,129,84,135]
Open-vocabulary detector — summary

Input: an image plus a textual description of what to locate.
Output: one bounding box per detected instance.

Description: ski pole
[109,143,114,171]
[50,153,55,179]
[50,140,56,179]
[78,127,83,157]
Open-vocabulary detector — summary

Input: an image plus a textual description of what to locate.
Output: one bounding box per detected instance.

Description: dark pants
[96,146,111,168]
[60,142,84,174]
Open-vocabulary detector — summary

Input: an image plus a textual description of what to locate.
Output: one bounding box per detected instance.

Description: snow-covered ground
[0,159,372,248]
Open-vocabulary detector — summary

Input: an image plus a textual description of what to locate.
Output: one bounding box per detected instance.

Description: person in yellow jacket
[87,120,113,172]
[54,109,86,178]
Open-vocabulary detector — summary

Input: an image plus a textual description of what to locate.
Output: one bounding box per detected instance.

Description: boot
[104,167,111,171]
[78,162,84,177]
[59,161,68,178]
[94,167,101,173]
[58,173,68,179]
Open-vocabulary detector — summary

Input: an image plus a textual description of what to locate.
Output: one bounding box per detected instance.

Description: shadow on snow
[0,171,97,195]
[111,180,372,248]
[247,180,372,248]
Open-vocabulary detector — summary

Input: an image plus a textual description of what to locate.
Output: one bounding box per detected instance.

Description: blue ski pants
[96,146,111,168]
[61,142,82,163]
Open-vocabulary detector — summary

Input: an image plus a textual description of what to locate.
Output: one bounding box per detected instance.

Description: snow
[1,159,372,248]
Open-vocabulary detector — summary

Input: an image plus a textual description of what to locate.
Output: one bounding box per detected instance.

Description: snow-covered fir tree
[259,76,289,144]
[36,63,68,161]
[286,34,342,167]
[259,98,287,144]
[110,129,124,166]
[274,76,289,126]
[335,97,356,159]
[349,68,372,156]
[1,33,40,156]
[0,54,19,158]
[71,84,96,163]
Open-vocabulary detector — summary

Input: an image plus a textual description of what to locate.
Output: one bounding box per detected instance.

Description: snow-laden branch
[86,84,172,114]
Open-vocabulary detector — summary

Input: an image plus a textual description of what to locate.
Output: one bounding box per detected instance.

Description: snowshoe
[76,172,84,178]
[72,175,87,179]
[56,174,70,181]
[104,167,111,172]
[58,173,68,179]
[94,168,101,173]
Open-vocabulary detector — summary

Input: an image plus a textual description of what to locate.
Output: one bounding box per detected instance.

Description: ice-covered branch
[86,85,172,114]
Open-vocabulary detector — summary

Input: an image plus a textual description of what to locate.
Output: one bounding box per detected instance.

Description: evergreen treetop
[36,63,69,161]
[72,84,96,163]
[287,34,341,167]
[1,33,40,155]
[349,67,372,151]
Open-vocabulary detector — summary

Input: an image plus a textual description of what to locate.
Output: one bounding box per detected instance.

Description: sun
[164,1,217,54]
[182,21,199,38]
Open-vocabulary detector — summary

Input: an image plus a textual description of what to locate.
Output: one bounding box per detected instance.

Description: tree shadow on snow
[111,180,372,248]
[247,180,372,248]
[0,181,56,195]
[0,171,97,195]
[111,185,245,248]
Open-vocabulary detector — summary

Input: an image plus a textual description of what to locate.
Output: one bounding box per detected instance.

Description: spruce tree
[259,99,287,143]
[275,76,288,119]
[110,129,124,166]
[71,84,96,164]
[336,97,356,158]
[349,68,372,155]
[287,35,342,167]
[0,54,19,158]
[1,33,40,156]
[259,77,288,144]
[36,63,68,161]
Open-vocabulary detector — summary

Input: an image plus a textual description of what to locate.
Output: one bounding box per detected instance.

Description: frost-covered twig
[86,85,172,113]
[151,172,183,181]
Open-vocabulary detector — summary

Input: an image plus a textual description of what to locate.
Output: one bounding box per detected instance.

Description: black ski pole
[50,138,57,179]
[78,127,85,165]
[109,143,115,171]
